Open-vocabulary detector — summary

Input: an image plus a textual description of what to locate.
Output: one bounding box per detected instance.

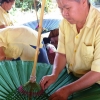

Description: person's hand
[40,74,57,90]
[49,86,70,100]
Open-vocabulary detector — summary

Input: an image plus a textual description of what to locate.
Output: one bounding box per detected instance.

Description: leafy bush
[15,0,33,11]
[15,0,53,12]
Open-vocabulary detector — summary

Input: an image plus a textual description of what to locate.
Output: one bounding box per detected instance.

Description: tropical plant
[15,0,53,12]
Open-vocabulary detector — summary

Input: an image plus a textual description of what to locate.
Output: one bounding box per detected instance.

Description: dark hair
[0,0,15,4]
[72,0,90,4]
[57,0,90,4]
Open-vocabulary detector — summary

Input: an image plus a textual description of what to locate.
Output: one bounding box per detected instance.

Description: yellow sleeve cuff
[91,59,100,72]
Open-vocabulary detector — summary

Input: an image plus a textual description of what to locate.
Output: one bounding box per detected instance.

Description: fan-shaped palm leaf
[0,61,73,100]
[23,19,61,33]
[0,61,50,100]
[0,61,100,100]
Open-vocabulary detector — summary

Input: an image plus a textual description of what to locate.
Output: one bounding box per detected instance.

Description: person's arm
[0,47,6,60]
[40,52,66,90]
[0,46,13,60]
[66,71,100,94]
[49,71,100,100]
[52,52,67,78]
[0,25,6,29]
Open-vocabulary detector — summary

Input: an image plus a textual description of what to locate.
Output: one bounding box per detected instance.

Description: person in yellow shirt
[0,26,49,64]
[40,0,100,100]
[0,0,15,28]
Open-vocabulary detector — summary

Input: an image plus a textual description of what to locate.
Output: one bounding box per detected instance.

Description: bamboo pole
[30,0,46,83]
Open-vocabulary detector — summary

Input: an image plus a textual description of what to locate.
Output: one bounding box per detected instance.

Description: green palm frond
[0,61,50,100]
[0,61,100,100]
[71,84,100,100]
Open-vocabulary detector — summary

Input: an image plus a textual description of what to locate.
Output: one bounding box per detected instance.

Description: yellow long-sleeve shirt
[0,26,43,61]
[0,6,14,26]
[57,5,100,82]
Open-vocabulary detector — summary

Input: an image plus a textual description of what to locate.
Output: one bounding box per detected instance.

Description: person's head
[49,28,59,48]
[0,0,15,11]
[56,0,90,25]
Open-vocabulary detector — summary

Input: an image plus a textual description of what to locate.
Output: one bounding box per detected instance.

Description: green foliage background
[14,0,100,12]
[15,0,52,12]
